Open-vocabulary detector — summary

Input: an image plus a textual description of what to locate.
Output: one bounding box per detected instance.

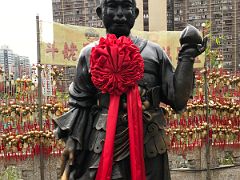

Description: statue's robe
[54,36,191,180]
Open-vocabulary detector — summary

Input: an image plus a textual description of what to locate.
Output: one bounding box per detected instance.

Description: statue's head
[96,0,139,37]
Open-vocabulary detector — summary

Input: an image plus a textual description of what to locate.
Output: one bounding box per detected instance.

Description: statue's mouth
[113,23,126,27]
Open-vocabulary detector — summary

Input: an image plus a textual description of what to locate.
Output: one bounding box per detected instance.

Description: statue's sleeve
[158,50,176,107]
[53,47,97,150]
[158,48,194,113]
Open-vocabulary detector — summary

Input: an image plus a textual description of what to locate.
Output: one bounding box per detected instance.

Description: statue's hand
[60,137,76,177]
[179,24,208,59]
[179,37,208,58]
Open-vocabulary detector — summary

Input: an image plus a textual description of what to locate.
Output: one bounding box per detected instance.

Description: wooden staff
[36,15,45,180]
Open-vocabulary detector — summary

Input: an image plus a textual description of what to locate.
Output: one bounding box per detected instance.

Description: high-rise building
[14,56,31,79]
[52,0,167,31]
[167,0,174,31]
[135,0,167,31]
[0,46,15,65]
[52,0,102,27]
[0,45,31,79]
[167,0,240,71]
[0,45,16,79]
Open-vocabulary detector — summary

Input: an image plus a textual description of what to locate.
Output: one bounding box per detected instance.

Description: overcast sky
[0,0,53,64]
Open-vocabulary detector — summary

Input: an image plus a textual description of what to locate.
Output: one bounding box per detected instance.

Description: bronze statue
[54,0,207,179]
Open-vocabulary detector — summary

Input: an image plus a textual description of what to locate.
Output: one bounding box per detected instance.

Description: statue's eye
[107,3,117,8]
[122,3,132,10]
[123,3,132,7]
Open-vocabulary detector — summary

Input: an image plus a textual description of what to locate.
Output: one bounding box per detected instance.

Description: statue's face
[97,0,138,37]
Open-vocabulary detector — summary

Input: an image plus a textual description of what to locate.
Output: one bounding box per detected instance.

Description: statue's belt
[96,86,161,111]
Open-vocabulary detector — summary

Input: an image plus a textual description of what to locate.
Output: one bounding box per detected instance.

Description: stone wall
[0,147,240,180]
[171,166,240,180]
[169,146,240,180]
[0,156,61,180]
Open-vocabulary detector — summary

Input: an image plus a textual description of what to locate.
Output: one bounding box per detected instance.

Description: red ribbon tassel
[91,34,145,180]
[127,85,145,179]
[96,95,120,179]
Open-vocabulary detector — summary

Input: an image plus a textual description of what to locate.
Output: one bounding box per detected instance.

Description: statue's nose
[116,6,124,17]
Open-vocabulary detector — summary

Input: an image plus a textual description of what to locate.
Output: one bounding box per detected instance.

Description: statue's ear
[135,7,139,19]
[96,7,103,20]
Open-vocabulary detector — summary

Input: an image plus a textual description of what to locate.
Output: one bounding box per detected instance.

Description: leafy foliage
[204,20,224,69]
[0,166,22,180]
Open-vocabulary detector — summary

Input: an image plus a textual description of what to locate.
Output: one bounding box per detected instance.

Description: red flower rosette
[90,34,146,180]
[90,34,144,95]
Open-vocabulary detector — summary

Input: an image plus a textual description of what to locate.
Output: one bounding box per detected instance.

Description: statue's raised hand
[179,24,207,59]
